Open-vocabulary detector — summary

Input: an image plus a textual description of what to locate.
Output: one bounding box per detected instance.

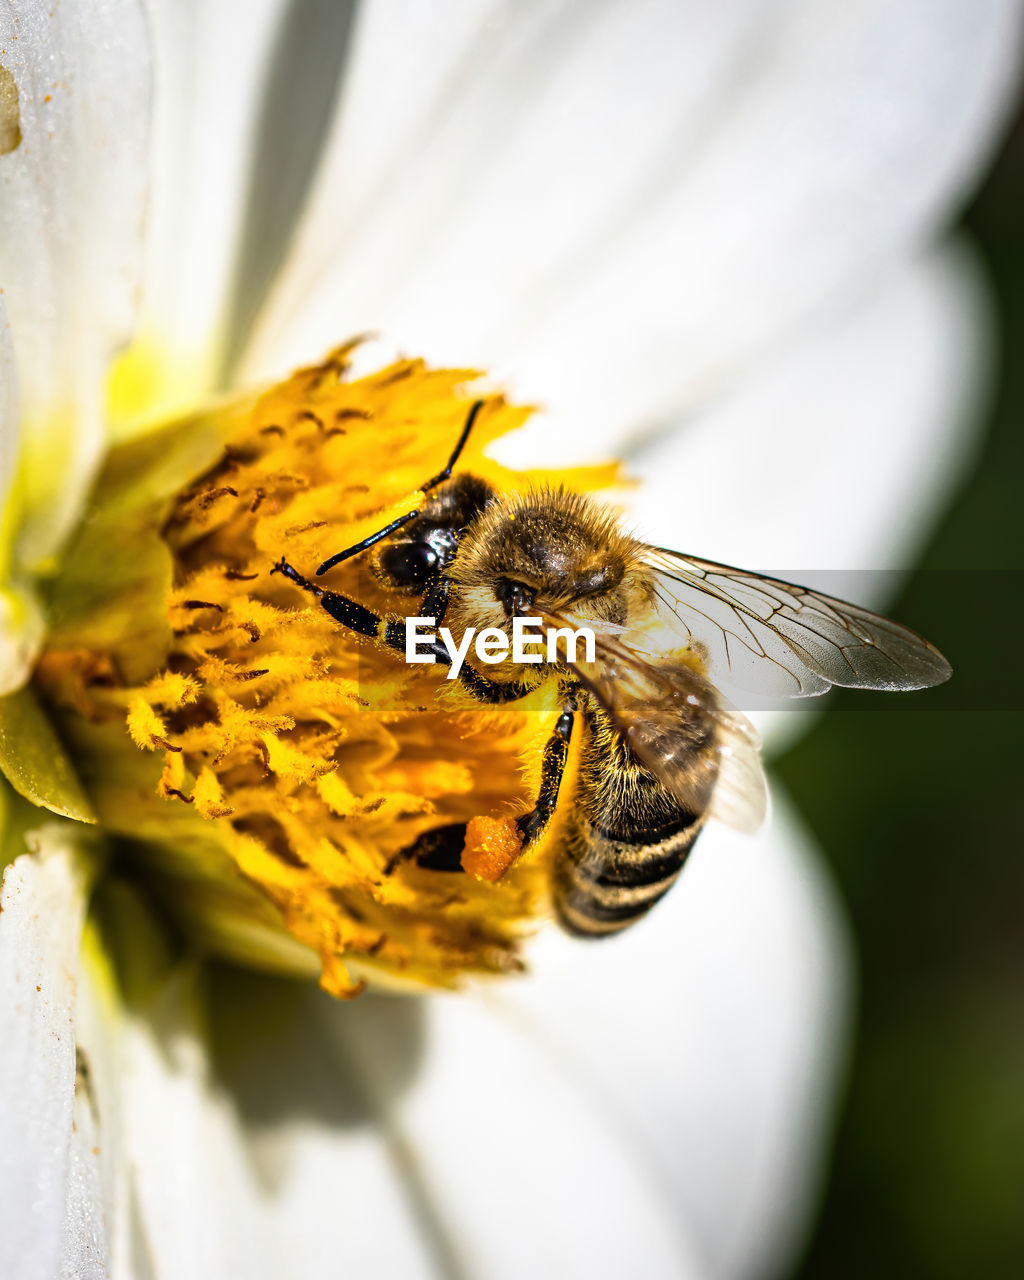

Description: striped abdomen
[553,703,719,937]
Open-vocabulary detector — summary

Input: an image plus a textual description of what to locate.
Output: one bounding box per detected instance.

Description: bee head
[450,486,648,634]
[374,473,495,592]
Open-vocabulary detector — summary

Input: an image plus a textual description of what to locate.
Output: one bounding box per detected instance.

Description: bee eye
[497,579,536,616]
[380,541,438,586]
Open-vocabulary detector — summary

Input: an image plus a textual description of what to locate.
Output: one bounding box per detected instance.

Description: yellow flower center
[35,346,621,995]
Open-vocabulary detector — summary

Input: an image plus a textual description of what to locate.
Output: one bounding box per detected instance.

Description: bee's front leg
[272,557,451,657]
[272,559,528,700]
[271,557,388,640]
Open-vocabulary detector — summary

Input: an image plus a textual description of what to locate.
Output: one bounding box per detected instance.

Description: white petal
[76,883,270,1280]
[209,970,708,1279]
[396,1000,706,1278]
[0,0,150,567]
[0,303,45,693]
[125,0,356,428]
[493,0,1020,463]
[108,995,267,1279]
[0,577,46,695]
[0,824,100,1280]
[122,0,279,422]
[0,294,15,503]
[243,0,1019,465]
[242,0,769,381]
[628,241,989,575]
[59,1056,109,1280]
[0,847,273,1280]
[487,784,852,1280]
[208,974,448,1280]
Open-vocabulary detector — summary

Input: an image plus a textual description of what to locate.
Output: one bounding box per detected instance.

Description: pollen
[462,815,524,882]
[35,345,621,996]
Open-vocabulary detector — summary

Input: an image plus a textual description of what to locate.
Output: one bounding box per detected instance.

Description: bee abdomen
[554,816,705,938]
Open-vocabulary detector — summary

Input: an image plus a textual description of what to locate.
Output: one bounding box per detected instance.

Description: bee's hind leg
[516,688,576,851]
[392,823,469,874]
[392,686,578,877]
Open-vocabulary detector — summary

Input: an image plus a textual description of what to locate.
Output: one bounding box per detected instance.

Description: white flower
[0,2,1019,1278]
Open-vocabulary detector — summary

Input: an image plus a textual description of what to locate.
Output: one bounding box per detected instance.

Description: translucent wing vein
[644,549,952,697]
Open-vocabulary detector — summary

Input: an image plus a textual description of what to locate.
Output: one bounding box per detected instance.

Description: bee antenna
[421,398,485,492]
[314,399,485,576]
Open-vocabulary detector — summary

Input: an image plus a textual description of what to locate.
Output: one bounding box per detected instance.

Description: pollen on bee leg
[34,345,626,995]
[462,815,524,882]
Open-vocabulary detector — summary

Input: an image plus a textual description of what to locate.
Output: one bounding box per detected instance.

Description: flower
[1,2,1019,1278]
[37,348,628,995]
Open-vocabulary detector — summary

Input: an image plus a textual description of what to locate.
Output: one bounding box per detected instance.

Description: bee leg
[271,557,324,596]
[395,823,469,873]
[273,560,535,706]
[272,557,389,640]
[392,686,577,875]
[516,688,577,850]
[392,573,534,703]
[399,695,574,873]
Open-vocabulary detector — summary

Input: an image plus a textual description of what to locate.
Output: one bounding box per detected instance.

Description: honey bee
[274,401,951,936]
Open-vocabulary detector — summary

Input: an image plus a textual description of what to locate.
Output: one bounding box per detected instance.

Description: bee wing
[643,547,952,698]
[703,707,768,835]
[546,615,768,834]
